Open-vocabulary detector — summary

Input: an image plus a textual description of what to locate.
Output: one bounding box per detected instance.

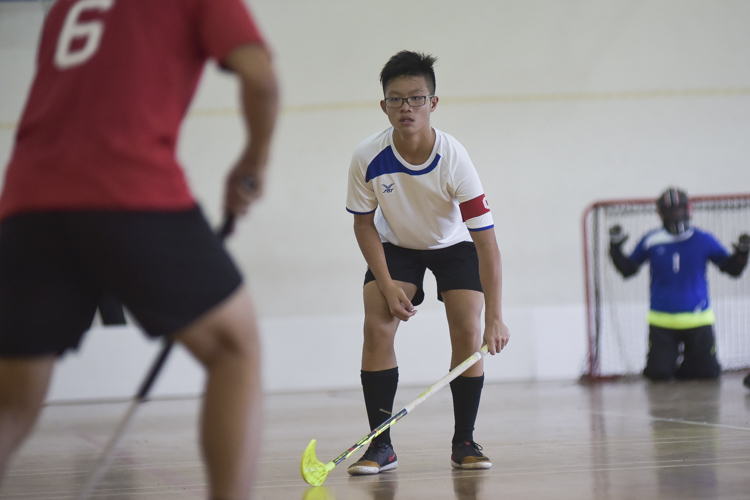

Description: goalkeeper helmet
[657,187,691,235]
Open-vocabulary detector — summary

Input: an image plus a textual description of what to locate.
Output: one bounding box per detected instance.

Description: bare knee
[443,290,483,354]
[447,320,482,376]
[450,328,481,351]
[175,286,260,369]
[361,318,398,371]
[363,314,398,347]
[448,315,482,348]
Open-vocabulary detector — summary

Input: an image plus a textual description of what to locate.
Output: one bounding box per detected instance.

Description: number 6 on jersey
[55,0,114,70]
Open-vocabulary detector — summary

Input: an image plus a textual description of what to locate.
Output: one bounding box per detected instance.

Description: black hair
[380,51,437,95]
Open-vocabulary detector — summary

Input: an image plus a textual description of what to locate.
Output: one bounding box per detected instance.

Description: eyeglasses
[384,95,434,108]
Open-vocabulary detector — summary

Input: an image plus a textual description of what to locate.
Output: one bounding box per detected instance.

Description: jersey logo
[459,194,490,222]
[382,183,395,193]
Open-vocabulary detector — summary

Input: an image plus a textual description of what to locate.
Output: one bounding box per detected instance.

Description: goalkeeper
[608,187,749,381]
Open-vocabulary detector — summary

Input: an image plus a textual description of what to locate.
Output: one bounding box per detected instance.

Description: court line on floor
[589,410,750,432]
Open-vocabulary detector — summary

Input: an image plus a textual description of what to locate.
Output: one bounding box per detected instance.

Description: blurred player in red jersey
[0,1,278,498]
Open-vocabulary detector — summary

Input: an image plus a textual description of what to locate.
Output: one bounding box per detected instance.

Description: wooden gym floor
[2,374,750,499]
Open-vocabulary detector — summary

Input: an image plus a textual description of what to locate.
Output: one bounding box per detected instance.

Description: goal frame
[582,192,750,380]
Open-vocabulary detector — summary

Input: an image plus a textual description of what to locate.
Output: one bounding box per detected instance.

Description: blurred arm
[608,225,639,278]
[718,233,749,277]
[221,44,280,218]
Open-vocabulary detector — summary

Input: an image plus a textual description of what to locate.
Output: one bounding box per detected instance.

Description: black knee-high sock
[361,367,398,446]
[450,374,484,444]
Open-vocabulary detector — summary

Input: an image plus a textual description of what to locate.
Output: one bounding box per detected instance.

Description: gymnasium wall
[1,0,749,401]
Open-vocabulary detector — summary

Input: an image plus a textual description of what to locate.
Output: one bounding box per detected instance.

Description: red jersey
[0,0,265,219]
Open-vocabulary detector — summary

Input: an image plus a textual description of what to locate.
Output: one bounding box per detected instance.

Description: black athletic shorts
[0,207,242,357]
[363,241,482,306]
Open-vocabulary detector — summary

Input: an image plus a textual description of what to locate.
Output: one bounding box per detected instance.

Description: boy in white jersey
[609,187,749,381]
[345,51,510,475]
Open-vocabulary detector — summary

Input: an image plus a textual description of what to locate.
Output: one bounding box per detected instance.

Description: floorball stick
[301,344,489,486]
[77,215,235,499]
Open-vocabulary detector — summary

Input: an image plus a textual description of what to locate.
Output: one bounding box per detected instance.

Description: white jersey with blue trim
[346,127,493,250]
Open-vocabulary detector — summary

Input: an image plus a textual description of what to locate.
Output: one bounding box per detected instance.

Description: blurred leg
[0,356,55,481]
[175,285,261,500]
[677,325,721,379]
[643,325,679,381]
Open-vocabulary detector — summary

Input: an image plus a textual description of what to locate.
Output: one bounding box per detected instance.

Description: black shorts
[364,241,482,306]
[0,207,242,357]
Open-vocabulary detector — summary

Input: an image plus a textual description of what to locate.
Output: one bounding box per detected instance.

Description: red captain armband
[459,194,490,222]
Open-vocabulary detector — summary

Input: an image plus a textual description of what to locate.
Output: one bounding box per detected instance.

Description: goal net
[582,193,750,379]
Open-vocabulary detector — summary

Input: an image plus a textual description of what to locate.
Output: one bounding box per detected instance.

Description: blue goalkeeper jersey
[629,227,729,326]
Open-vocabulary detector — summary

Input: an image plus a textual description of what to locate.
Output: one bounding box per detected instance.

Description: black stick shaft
[135,341,174,400]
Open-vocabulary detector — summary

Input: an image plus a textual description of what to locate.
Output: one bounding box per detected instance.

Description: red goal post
[582,193,750,380]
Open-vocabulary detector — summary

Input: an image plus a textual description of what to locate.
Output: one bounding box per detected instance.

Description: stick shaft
[76,402,139,499]
[331,345,488,466]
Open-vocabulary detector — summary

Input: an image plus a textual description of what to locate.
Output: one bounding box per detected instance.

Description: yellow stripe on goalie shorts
[647,309,716,329]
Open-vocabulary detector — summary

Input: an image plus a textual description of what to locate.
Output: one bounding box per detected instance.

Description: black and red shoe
[347,442,398,476]
[450,440,492,470]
